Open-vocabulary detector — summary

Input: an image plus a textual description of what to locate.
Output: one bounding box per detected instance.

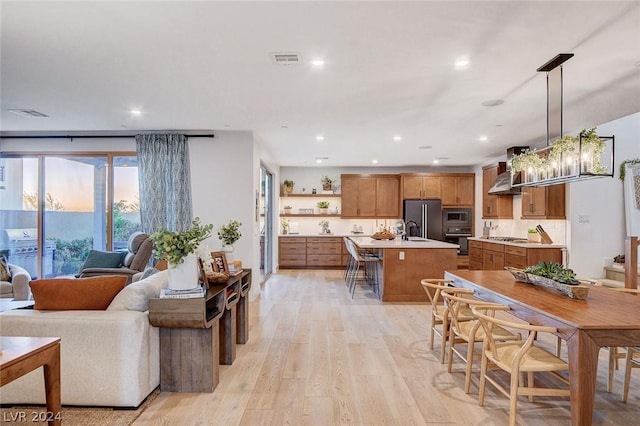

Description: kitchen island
[349,236,459,302]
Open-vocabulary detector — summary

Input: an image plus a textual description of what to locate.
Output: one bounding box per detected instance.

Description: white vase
[167,253,199,290]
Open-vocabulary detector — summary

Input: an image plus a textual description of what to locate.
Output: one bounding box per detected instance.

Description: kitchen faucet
[405,220,420,240]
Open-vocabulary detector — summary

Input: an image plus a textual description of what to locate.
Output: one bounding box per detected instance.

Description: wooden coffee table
[0,337,61,426]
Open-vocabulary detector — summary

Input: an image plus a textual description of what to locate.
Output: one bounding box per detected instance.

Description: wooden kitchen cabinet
[469,239,563,271]
[482,163,513,219]
[468,240,483,270]
[482,242,505,270]
[341,174,399,218]
[306,237,343,267]
[278,237,307,267]
[521,184,565,219]
[400,175,441,199]
[440,175,474,206]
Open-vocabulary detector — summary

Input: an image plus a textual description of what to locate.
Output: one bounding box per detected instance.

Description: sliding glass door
[0,153,139,278]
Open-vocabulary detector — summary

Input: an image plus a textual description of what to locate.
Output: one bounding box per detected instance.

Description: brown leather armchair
[78,232,153,284]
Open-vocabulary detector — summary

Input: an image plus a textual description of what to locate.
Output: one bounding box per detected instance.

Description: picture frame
[210,251,229,274]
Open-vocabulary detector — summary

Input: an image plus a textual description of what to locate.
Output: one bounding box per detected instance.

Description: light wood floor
[133,270,639,425]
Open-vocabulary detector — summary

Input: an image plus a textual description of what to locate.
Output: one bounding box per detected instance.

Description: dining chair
[608,288,640,400]
[442,288,521,394]
[420,279,474,364]
[473,304,570,426]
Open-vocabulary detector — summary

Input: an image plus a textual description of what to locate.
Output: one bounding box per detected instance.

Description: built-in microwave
[443,208,472,227]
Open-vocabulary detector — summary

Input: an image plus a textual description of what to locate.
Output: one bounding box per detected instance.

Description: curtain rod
[0,134,215,139]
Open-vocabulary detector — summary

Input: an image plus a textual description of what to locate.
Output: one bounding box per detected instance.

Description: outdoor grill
[0,228,54,279]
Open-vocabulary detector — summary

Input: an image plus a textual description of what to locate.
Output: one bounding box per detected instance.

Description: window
[0,153,140,278]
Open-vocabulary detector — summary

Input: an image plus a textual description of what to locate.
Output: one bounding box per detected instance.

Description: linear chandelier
[511,54,615,188]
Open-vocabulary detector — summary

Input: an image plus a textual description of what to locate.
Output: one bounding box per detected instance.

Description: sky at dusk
[22,157,139,212]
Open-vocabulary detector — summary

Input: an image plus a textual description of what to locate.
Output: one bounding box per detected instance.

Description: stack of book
[228,260,243,276]
[160,286,205,299]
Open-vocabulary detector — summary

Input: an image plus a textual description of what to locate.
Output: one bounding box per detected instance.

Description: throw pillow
[107,270,168,311]
[0,255,11,282]
[80,250,126,271]
[30,275,127,310]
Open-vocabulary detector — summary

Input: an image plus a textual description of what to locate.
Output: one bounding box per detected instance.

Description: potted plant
[282,180,295,195]
[317,200,330,214]
[150,217,213,290]
[281,218,290,235]
[506,261,589,299]
[321,176,333,191]
[283,205,293,214]
[318,220,330,234]
[511,149,544,182]
[218,220,242,252]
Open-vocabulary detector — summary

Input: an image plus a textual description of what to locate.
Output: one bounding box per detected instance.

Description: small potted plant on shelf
[281,218,290,235]
[282,180,294,195]
[149,217,213,290]
[218,220,242,252]
[321,176,333,191]
[283,205,293,214]
[317,200,330,214]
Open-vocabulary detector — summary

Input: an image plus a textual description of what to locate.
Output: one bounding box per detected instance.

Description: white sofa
[0,270,168,407]
[0,263,31,300]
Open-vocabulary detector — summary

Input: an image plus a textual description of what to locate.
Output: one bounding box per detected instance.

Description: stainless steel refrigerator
[403,199,443,240]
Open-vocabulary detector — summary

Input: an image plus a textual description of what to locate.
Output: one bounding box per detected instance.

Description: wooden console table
[149,269,252,392]
[0,337,61,426]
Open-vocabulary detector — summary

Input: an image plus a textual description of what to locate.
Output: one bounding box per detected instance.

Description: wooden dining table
[445,270,640,426]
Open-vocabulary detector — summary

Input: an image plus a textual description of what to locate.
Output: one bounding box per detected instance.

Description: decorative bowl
[505,266,590,300]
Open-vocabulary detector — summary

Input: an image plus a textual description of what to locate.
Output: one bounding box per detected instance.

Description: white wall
[190,131,256,272]
[568,112,640,277]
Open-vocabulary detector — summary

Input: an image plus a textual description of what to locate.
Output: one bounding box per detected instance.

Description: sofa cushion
[30,275,127,310]
[107,270,168,312]
[81,249,126,271]
[0,281,13,295]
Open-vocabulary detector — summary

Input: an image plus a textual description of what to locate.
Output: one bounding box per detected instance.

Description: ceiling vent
[271,53,301,65]
[8,109,49,118]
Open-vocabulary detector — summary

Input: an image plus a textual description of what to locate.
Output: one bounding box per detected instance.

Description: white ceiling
[1,1,639,167]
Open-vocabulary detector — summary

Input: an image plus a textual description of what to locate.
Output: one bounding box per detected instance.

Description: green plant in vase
[282,180,294,195]
[318,219,330,234]
[511,149,544,182]
[317,200,330,213]
[150,217,213,266]
[579,127,607,174]
[218,220,242,251]
[321,176,333,191]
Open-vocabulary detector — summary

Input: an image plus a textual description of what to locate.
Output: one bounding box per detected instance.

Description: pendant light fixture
[511,53,615,188]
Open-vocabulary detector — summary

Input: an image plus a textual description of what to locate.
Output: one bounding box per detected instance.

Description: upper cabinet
[439,175,474,207]
[341,174,399,218]
[482,163,513,219]
[521,184,566,219]
[401,175,441,199]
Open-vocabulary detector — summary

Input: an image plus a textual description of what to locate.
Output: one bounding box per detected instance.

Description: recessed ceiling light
[316,159,322,164]
[418,145,433,150]
[478,135,488,142]
[454,58,470,70]
[130,109,142,116]
[372,159,379,164]
[311,59,325,67]
[432,159,440,164]
[481,99,504,107]
[393,135,402,141]
[316,135,324,141]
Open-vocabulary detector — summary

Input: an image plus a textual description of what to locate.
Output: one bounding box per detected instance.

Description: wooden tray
[505,267,590,300]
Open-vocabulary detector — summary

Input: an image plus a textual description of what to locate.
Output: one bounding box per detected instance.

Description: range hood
[488,170,521,195]
[487,147,529,195]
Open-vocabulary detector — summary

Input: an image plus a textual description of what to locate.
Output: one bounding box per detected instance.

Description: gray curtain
[135,133,193,233]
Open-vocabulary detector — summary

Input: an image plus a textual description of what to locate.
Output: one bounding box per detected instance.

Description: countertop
[279,233,367,237]
[468,237,566,249]
[349,236,459,249]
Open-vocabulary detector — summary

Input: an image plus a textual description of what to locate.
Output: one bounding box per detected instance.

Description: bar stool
[344,238,381,299]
